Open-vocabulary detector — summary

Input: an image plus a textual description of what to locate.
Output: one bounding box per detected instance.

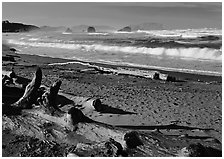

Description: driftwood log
[2,67,221,157]
[12,67,42,109]
[49,61,176,81]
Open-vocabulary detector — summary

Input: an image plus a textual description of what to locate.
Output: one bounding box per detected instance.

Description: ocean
[3,28,222,76]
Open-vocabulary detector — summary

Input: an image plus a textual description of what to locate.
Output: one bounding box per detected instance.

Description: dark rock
[2,20,39,33]
[118,26,131,32]
[87,26,96,33]
[117,23,164,32]
[124,131,143,149]
[72,25,115,32]
[153,72,160,80]
[10,48,17,52]
[104,138,124,157]
[65,28,72,33]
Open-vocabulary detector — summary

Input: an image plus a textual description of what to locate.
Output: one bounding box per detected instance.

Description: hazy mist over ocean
[2,2,222,76]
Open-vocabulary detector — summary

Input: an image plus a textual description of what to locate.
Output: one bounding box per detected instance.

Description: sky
[2,2,222,29]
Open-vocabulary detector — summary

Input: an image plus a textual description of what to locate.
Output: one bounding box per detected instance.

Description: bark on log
[40,80,64,117]
[12,67,42,109]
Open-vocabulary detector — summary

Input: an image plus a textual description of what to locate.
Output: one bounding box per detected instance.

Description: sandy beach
[2,2,222,157]
[2,43,222,157]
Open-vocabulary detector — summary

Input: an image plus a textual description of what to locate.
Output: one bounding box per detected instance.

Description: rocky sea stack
[65,28,72,33]
[87,26,96,33]
[118,26,132,32]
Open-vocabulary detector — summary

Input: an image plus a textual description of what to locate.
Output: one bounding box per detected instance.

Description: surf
[8,39,222,61]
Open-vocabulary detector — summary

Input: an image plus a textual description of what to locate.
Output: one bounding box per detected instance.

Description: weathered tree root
[39,80,65,117]
[12,67,42,109]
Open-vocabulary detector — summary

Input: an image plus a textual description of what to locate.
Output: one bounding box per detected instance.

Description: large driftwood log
[49,61,176,81]
[12,67,42,109]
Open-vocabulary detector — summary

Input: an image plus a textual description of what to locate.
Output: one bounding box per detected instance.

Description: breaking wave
[8,39,222,61]
[137,28,222,38]
[62,32,72,35]
[87,32,109,35]
[28,38,40,41]
[113,31,135,34]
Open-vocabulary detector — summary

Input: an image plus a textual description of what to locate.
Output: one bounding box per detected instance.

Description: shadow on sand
[97,104,137,115]
[116,124,215,131]
[57,95,74,107]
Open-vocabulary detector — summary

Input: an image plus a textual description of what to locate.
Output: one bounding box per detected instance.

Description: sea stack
[65,27,72,33]
[118,26,131,32]
[87,26,96,33]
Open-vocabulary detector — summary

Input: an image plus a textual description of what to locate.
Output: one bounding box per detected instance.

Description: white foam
[156,34,182,38]
[98,60,222,76]
[137,28,222,38]
[181,34,199,39]
[62,32,72,34]
[8,39,222,61]
[121,62,222,76]
[47,59,221,76]
[87,32,109,35]
[28,38,39,41]
[49,61,92,67]
[113,31,135,34]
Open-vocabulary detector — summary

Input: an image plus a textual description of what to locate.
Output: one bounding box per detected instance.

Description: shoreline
[48,60,222,83]
[2,43,221,83]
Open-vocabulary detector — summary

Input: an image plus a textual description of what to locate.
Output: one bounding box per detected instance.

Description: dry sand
[2,43,222,156]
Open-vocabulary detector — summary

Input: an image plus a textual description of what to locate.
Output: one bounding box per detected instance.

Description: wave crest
[8,39,222,61]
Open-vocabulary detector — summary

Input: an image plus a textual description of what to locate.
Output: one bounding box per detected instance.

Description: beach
[2,41,222,156]
[2,2,222,157]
